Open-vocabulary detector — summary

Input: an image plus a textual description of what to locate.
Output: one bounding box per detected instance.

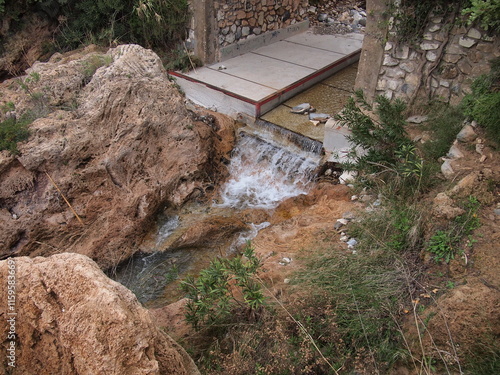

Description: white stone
[441,159,455,179]
[447,142,464,159]
[423,32,434,40]
[387,79,400,91]
[428,24,441,32]
[467,28,482,39]
[400,61,415,73]
[383,55,399,66]
[394,45,409,59]
[426,50,438,61]
[242,26,250,37]
[457,124,477,142]
[432,17,443,23]
[459,37,477,48]
[385,42,394,51]
[421,42,440,50]
[440,80,451,87]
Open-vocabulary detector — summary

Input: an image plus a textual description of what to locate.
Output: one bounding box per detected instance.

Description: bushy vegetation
[462,57,500,146]
[335,90,427,197]
[0,115,30,154]
[0,0,189,51]
[462,0,500,31]
[180,243,264,331]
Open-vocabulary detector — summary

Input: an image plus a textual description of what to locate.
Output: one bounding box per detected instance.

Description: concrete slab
[170,30,363,119]
[285,33,363,55]
[206,53,315,90]
[253,41,345,70]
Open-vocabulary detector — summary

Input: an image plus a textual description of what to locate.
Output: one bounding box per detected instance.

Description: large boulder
[0,253,200,374]
[0,44,234,269]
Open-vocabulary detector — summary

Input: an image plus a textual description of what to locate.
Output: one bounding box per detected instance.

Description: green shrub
[462,0,500,32]
[421,103,465,161]
[180,242,264,331]
[462,57,500,145]
[335,90,425,196]
[0,115,31,154]
[426,196,481,263]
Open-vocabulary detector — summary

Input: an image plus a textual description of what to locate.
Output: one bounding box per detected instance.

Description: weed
[335,90,426,197]
[180,242,264,331]
[0,101,15,113]
[81,54,113,85]
[426,196,481,264]
[421,103,465,161]
[0,115,31,154]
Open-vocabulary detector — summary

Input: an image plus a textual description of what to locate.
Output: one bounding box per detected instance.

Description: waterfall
[215,133,320,209]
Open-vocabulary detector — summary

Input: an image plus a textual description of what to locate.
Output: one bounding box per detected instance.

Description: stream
[111,132,321,308]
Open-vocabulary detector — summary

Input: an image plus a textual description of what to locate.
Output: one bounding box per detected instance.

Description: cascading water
[216,133,320,209]
[112,131,321,307]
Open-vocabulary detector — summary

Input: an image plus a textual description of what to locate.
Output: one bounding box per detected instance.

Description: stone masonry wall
[215,0,309,47]
[376,14,499,106]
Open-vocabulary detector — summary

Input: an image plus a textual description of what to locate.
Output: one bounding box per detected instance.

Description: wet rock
[170,216,249,249]
[0,253,200,375]
[0,44,236,269]
[309,112,330,122]
[291,102,312,114]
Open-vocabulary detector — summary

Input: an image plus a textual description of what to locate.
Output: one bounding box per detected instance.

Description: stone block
[400,61,415,73]
[467,28,481,39]
[383,54,399,66]
[420,42,440,50]
[443,53,462,63]
[440,80,451,88]
[426,50,438,61]
[458,59,472,74]
[236,10,246,19]
[387,79,401,91]
[385,41,394,51]
[476,42,494,53]
[428,24,441,32]
[405,73,420,86]
[376,78,387,90]
[242,26,250,36]
[394,45,409,59]
[385,67,406,78]
[459,36,477,48]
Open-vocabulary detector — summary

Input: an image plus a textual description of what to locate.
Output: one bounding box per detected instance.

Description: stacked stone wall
[214,0,309,46]
[376,15,499,106]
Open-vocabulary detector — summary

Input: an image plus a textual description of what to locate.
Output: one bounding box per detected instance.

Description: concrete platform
[170,31,363,119]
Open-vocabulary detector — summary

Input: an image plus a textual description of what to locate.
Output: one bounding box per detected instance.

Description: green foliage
[164,46,204,73]
[2,0,188,52]
[294,242,410,370]
[462,0,500,31]
[335,90,425,196]
[426,196,481,263]
[421,103,465,160]
[81,54,112,84]
[462,57,500,145]
[180,242,264,331]
[0,115,31,154]
[0,101,15,113]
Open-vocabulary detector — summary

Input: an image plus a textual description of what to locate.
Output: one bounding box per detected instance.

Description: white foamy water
[155,215,180,247]
[216,134,320,209]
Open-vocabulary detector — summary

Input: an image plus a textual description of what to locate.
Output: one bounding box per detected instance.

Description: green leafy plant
[81,54,113,84]
[462,57,500,145]
[427,196,481,263]
[462,0,500,31]
[0,115,31,154]
[335,90,425,195]
[180,242,264,330]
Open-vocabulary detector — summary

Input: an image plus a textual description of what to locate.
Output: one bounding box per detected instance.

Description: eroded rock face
[0,253,200,374]
[0,44,234,269]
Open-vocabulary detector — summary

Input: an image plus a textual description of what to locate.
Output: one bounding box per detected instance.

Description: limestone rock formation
[0,44,235,269]
[0,253,200,374]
